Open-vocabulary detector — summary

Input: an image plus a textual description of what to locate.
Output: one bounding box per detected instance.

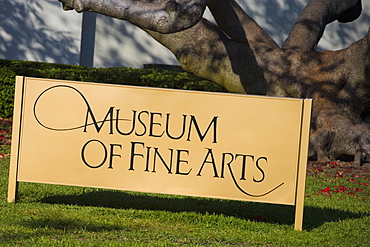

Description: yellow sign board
[8,76,311,230]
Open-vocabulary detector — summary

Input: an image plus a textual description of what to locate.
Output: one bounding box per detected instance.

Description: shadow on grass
[7,216,129,243]
[38,190,366,231]
[14,217,127,235]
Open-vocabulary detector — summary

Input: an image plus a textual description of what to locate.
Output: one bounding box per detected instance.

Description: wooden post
[7,76,25,203]
[294,99,312,230]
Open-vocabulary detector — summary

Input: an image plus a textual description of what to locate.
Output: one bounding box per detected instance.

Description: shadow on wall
[0,0,81,64]
[240,0,306,46]
[93,15,179,68]
[239,0,370,50]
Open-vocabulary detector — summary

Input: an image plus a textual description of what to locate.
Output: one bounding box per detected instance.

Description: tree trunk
[58,0,370,166]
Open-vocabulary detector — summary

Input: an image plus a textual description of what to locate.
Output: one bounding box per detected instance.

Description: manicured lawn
[1,118,369,246]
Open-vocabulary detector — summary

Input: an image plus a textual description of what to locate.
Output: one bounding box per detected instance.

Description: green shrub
[0,67,16,118]
[0,59,226,118]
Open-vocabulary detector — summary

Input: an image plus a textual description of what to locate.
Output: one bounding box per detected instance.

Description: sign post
[8,76,311,230]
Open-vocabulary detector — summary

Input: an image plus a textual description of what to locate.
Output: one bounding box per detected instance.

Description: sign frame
[8,76,311,231]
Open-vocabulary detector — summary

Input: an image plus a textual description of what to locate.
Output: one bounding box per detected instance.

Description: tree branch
[58,0,207,33]
[207,0,278,48]
[146,20,246,93]
[146,18,269,95]
[283,0,362,51]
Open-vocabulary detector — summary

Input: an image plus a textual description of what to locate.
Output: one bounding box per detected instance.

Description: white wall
[93,14,179,68]
[1,0,369,68]
[0,0,81,64]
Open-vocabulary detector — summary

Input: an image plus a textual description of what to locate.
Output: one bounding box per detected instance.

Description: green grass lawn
[1,117,369,246]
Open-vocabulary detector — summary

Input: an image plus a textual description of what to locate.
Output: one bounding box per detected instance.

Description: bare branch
[207,0,278,48]
[283,0,362,51]
[58,0,207,33]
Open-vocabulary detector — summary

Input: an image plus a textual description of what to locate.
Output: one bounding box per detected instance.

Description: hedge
[0,59,226,118]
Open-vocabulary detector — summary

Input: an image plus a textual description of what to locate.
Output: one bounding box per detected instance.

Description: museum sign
[8,76,311,230]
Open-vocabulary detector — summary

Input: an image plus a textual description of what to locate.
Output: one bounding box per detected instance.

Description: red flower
[320,187,331,192]
[333,186,349,193]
